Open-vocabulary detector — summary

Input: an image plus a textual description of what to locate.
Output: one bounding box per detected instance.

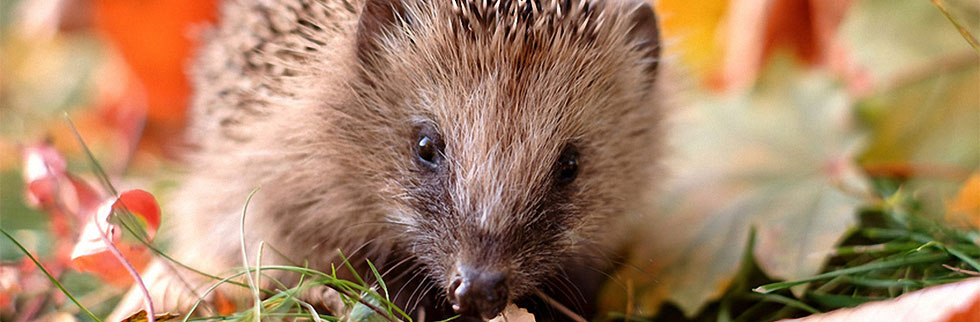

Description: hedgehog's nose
[448,266,508,320]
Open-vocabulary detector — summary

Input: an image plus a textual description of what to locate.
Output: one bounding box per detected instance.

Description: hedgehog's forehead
[443,0,607,37]
[395,0,629,140]
[401,0,622,112]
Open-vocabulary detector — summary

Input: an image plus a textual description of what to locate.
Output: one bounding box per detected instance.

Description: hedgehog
[111,0,665,320]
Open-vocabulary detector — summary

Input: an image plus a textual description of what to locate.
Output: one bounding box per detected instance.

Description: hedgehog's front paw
[107,260,209,321]
[299,285,345,316]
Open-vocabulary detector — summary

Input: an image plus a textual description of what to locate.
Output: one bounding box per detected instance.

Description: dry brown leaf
[489,304,536,322]
[119,309,180,322]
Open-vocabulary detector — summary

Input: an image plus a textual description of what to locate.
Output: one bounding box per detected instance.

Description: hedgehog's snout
[447,264,508,320]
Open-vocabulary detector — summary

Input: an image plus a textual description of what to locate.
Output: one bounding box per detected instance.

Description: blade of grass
[298,300,325,322]
[846,276,922,288]
[238,187,262,321]
[183,270,254,322]
[64,114,117,196]
[333,251,411,321]
[183,265,402,322]
[832,241,920,255]
[919,241,980,271]
[740,293,821,314]
[114,216,271,294]
[753,252,949,293]
[1,228,102,322]
[187,312,340,321]
[805,291,880,309]
[365,259,393,315]
[337,250,367,286]
[255,241,265,314]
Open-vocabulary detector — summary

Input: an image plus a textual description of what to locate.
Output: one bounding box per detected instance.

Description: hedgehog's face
[351,0,662,319]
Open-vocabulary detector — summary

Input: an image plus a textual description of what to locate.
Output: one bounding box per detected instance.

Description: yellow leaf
[652,0,728,79]
[947,173,980,229]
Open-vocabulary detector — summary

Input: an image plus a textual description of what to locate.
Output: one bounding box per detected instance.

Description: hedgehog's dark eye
[415,126,444,168]
[555,145,579,185]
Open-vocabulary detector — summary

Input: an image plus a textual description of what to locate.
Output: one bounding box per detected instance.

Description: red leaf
[212,289,238,316]
[22,142,103,220]
[70,189,160,286]
[23,142,68,208]
[93,0,218,152]
[114,189,161,234]
[0,264,22,312]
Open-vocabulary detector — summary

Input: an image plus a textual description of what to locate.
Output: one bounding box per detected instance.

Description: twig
[942,264,980,276]
[534,290,586,322]
[929,0,980,53]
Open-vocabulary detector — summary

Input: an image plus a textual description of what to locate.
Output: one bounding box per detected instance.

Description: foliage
[0,0,977,321]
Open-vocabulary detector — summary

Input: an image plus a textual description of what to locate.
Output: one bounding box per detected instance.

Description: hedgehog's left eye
[414,125,444,169]
[554,145,579,185]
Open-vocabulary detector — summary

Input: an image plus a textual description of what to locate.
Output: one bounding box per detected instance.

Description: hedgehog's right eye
[414,126,444,168]
[554,145,579,186]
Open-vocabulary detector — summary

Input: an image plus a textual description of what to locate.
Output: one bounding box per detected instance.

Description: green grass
[639,177,979,322]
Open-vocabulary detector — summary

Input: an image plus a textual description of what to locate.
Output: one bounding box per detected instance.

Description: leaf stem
[97,206,155,322]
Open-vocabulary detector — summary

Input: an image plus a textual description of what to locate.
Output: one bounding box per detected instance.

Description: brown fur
[112,0,666,320]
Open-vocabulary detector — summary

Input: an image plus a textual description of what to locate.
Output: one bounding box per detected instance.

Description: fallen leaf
[947,173,980,229]
[785,278,980,322]
[70,189,161,286]
[92,0,217,150]
[0,264,22,312]
[489,304,536,322]
[709,0,864,92]
[602,59,869,317]
[22,142,102,219]
[36,311,78,322]
[651,0,728,81]
[211,288,238,316]
[21,141,103,266]
[855,56,978,223]
[841,0,979,86]
[120,309,181,322]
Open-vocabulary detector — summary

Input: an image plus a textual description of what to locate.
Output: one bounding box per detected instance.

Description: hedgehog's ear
[356,0,407,65]
[626,1,662,75]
